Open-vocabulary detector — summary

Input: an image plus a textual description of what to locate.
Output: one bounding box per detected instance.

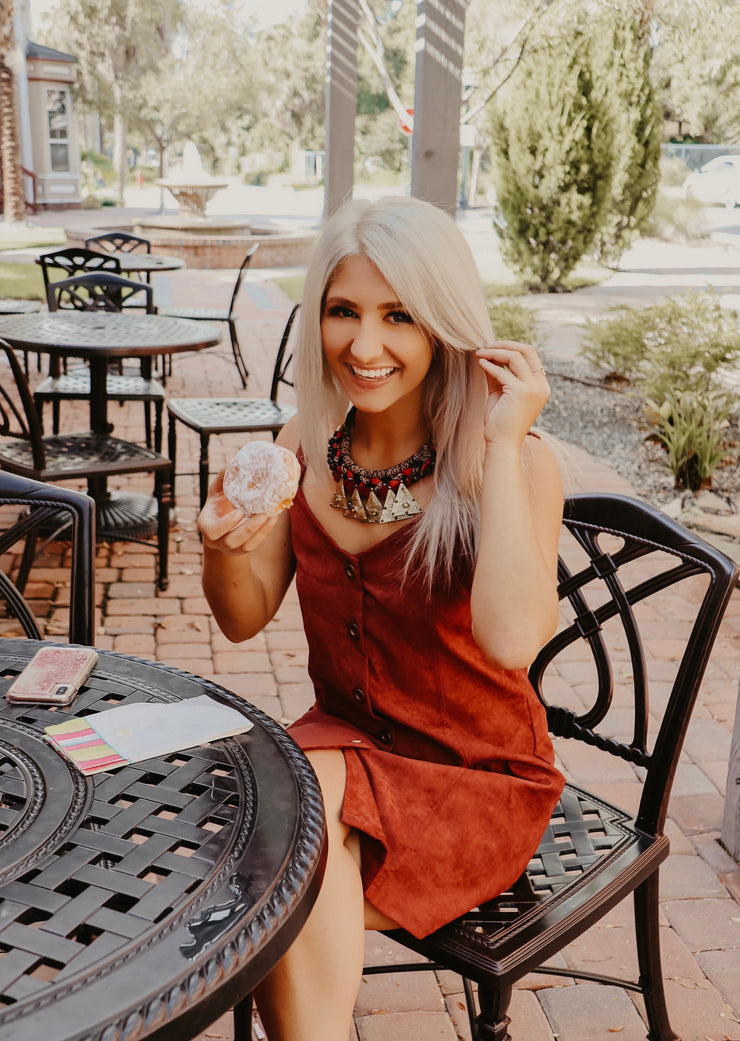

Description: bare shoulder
[276,414,301,454]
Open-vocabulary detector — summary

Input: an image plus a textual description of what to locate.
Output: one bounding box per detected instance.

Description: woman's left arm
[469,342,564,670]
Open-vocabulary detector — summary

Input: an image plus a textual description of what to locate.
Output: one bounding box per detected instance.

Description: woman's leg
[253,749,367,1041]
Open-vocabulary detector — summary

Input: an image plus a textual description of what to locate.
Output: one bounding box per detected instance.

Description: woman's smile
[321,254,433,414]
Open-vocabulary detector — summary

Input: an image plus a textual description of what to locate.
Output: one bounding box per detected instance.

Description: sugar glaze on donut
[223,441,301,517]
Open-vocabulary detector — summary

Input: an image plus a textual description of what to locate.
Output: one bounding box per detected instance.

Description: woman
[198,195,565,1041]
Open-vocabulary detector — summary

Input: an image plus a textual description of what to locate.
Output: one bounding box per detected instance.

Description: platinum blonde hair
[295,195,493,588]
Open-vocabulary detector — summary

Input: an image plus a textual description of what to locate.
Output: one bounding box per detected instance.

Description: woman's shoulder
[276,414,301,455]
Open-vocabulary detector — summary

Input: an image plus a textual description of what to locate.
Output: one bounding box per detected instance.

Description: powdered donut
[223,441,301,518]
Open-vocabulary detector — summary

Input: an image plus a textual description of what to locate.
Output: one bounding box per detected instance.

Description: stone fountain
[157,142,228,217]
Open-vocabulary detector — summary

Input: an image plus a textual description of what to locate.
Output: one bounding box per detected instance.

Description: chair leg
[153,400,163,454]
[168,415,178,506]
[634,875,679,1041]
[233,994,253,1041]
[199,432,212,511]
[143,402,153,449]
[155,471,172,591]
[474,982,513,1041]
[15,527,39,597]
[229,318,249,388]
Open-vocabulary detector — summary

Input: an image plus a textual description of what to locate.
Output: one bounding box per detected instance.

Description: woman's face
[321,254,434,417]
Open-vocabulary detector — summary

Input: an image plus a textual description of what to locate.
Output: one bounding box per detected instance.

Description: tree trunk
[112,84,127,206]
[0,8,27,225]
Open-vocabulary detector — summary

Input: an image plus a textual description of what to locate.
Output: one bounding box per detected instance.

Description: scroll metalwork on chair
[37,246,121,294]
[167,303,299,509]
[85,230,151,254]
[0,338,173,590]
[160,243,259,387]
[0,472,96,645]
[34,272,166,452]
[345,493,739,1041]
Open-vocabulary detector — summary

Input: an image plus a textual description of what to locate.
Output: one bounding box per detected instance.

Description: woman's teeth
[352,366,395,380]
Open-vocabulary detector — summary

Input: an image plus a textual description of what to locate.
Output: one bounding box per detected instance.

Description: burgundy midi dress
[288,484,565,939]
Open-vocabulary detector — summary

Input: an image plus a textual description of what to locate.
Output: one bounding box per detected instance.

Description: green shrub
[645,193,707,243]
[486,298,540,346]
[647,389,736,490]
[582,290,740,389]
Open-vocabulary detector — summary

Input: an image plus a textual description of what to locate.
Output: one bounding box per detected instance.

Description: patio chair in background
[34,272,165,451]
[167,303,298,508]
[0,338,173,590]
[160,243,259,387]
[0,471,96,645]
[38,246,121,295]
[84,231,152,254]
[326,493,738,1041]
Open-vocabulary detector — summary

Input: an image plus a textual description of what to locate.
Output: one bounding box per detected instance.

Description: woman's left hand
[475,340,550,446]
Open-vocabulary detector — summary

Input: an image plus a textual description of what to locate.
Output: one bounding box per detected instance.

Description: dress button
[344,562,355,580]
[379,728,392,745]
[347,622,360,641]
[352,687,364,702]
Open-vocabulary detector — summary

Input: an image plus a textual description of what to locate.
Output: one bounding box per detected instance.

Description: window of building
[47,89,70,172]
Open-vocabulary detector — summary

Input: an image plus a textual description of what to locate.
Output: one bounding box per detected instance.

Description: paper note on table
[44,695,253,775]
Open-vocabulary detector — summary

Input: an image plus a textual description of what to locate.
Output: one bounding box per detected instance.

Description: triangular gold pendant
[390,482,423,519]
[379,488,397,523]
[331,479,348,511]
[346,487,367,521]
[364,489,383,523]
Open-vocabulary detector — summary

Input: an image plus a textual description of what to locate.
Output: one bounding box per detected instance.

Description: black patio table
[0,311,222,536]
[0,638,326,1041]
[35,253,186,277]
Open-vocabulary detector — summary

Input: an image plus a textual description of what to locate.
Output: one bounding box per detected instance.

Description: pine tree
[489,31,615,291]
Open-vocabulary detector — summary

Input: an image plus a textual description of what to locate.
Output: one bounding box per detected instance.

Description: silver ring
[531,366,546,375]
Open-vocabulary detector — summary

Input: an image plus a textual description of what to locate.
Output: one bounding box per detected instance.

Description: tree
[488,29,615,290]
[591,10,661,266]
[0,0,26,223]
[59,0,184,203]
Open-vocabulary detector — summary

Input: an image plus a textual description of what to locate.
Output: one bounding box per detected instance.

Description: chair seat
[167,397,297,435]
[0,431,171,482]
[390,781,668,985]
[162,306,230,323]
[34,372,166,403]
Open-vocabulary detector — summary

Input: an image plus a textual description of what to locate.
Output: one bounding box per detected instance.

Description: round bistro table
[0,639,326,1041]
[0,311,222,536]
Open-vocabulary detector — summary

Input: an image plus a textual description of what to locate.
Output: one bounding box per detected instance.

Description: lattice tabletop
[0,639,326,1041]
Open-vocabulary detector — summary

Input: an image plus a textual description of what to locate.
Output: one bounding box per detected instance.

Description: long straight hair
[295,195,494,589]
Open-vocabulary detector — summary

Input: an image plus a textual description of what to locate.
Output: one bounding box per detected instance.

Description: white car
[683,154,740,207]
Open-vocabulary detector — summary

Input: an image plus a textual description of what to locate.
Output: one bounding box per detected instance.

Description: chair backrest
[38,247,121,291]
[529,492,739,837]
[269,303,299,403]
[227,243,260,317]
[0,472,96,645]
[46,271,155,314]
[0,338,48,470]
[85,231,151,254]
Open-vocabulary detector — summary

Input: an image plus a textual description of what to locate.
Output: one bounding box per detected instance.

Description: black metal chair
[37,246,121,295]
[0,472,95,645]
[0,338,173,590]
[33,272,166,452]
[84,231,151,254]
[167,303,299,508]
[160,243,259,387]
[343,493,738,1041]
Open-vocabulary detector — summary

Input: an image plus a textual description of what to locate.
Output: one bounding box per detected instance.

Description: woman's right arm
[199,475,296,643]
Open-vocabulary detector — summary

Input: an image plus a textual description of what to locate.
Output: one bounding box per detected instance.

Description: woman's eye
[325,304,356,318]
[388,310,413,324]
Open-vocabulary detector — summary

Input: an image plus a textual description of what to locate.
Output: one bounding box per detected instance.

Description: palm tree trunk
[0,0,27,224]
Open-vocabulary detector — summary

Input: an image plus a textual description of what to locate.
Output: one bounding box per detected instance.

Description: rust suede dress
[287,482,565,939]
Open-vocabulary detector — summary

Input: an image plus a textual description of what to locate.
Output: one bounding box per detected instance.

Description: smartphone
[6,646,98,706]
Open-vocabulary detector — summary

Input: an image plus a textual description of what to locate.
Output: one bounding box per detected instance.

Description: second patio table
[0,311,222,536]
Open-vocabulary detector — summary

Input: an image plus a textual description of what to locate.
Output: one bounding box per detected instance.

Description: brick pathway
[2,260,740,1041]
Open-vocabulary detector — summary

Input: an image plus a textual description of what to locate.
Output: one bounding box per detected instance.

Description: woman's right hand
[197,470,281,555]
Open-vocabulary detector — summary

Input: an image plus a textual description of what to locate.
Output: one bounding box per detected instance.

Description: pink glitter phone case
[6,646,98,706]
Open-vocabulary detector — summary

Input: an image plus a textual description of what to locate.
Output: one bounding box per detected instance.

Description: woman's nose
[349,320,382,363]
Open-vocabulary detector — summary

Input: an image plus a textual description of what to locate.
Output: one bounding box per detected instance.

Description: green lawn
[0,223,65,253]
[0,261,45,300]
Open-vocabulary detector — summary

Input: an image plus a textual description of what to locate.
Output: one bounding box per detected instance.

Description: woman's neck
[349,404,431,472]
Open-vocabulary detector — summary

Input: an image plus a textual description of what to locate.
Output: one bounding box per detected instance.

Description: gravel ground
[538,354,740,506]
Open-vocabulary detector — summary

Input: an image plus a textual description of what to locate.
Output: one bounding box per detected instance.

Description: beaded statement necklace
[327,407,436,524]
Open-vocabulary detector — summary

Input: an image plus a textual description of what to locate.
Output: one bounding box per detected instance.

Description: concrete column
[411,0,467,216]
[324,0,359,219]
[722,680,740,863]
